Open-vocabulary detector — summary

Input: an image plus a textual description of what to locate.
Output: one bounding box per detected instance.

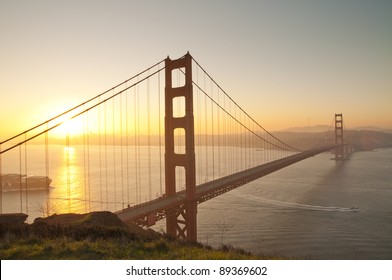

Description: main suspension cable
[191,56,302,152]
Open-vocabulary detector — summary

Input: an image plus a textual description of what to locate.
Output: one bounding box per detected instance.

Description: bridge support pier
[164,53,197,241]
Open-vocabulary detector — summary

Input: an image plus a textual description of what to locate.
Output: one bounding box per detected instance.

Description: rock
[31,211,162,241]
[0,213,28,225]
[33,211,126,228]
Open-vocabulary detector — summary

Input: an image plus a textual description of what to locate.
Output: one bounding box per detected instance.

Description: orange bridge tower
[164,53,197,241]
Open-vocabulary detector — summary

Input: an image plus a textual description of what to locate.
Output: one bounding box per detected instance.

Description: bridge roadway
[116,144,343,226]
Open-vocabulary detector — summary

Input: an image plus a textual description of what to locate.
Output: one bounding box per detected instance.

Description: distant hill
[281,125,331,133]
[346,130,392,151]
[281,125,392,134]
[274,129,392,151]
[352,126,392,134]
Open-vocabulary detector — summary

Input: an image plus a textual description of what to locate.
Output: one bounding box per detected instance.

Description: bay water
[197,148,392,259]
[1,145,391,259]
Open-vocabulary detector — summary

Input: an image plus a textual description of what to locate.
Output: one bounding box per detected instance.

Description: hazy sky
[1,0,391,138]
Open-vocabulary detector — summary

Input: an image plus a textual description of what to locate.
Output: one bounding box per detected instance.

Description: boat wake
[232,193,359,212]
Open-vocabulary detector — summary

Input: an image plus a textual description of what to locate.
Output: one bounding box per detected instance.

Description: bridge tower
[164,52,197,241]
[334,113,345,160]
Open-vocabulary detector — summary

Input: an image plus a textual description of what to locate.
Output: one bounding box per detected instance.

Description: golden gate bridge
[0,52,350,241]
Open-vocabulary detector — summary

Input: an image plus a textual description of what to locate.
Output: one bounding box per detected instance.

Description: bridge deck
[116,144,341,225]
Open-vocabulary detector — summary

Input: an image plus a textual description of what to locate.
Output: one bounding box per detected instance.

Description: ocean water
[1,144,286,217]
[197,148,392,259]
[1,145,391,259]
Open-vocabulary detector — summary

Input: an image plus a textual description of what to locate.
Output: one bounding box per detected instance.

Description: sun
[51,116,85,139]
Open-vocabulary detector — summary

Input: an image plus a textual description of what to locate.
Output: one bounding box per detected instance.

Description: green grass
[0,223,269,260]
[0,211,286,260]
[0,235,262,260]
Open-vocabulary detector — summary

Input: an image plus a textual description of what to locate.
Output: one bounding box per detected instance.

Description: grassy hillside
[0,212,272,260]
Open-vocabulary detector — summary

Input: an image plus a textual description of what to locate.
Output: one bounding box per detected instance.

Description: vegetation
[0,212,271,260]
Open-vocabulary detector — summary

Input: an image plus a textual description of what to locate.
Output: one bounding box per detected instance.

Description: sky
[1,0,391,139]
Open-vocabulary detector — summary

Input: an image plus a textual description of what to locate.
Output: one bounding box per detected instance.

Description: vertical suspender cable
[147,72,152,199]
[204,72,208,181]
[217,87,221,178]
[211,79,215,180]
[243,113,245,168]
[239,110,242,170]
[158,68,163,196]
[245,117,248,167]
[45,123,50,216]
[245,115,251,168]
[252,121,255,166]
[267,133,269,162]
[112,93,116,211]
[66,132,71,213]
[196,64,202,184]
[99,97,103,210]
[240,112,248,167]
[239,108,242,171]
[125,82,130,205]
[120,90,124,209]
[241,111,244,170]
[238,109,242,170]
[87,110,91,212]
[104,101,108,210]
[233,104,236,172]
[83,106,88,212]
[136,79,141,204]
[248,117,251,168]
[134,82,138,204]
[248,116,251,167]
[265,132,268,163]
[234,104,237,171]
[24,133,28,214]
[228,101,232,174]
[19,145,22,213]
[223,94,228,176]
